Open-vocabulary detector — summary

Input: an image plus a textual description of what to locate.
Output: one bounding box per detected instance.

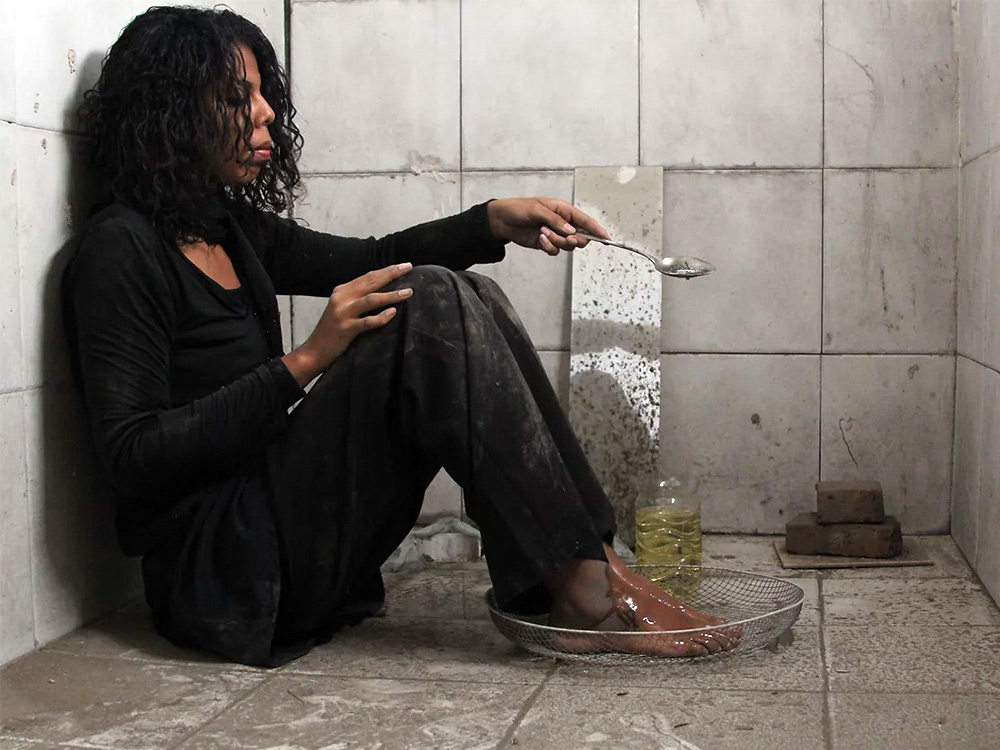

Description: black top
[63,200,507,556]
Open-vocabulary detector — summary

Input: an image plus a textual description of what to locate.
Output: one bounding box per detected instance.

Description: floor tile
[821,536,976,579]
[703,535,813,578]
[825,626,1000,692]
[0,651,265,747]
[463,566,494,621]
[515,686,825,750]
[40,602,261,670]
[281,616,551,685]
[178,674,530,750]
[830,692,1000,750]
[823,578,1000,627]
[382,567,467,621]
[550,627,822,692]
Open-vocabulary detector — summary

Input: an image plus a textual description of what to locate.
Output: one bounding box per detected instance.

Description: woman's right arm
[66,222,304,498]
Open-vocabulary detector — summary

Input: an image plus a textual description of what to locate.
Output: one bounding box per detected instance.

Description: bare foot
[546,545,741,657]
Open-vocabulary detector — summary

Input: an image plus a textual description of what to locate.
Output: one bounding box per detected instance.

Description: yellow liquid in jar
[634,506,703,599]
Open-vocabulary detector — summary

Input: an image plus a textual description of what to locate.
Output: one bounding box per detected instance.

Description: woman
[64,6,735,666]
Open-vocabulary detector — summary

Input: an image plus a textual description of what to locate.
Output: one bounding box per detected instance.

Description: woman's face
[218,44,275,185]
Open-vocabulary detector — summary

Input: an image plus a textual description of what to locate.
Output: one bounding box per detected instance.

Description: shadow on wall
[33,51,141,644]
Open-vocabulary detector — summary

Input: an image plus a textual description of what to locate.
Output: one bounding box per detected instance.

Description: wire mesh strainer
[485,565,804,664]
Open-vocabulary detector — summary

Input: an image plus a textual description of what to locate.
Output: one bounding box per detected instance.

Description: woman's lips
[251,148,271,162]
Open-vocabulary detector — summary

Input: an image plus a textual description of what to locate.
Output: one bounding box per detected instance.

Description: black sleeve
[255,201,508,297]
[65,221,305,498]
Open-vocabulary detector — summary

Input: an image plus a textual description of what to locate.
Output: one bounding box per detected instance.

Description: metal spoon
[572,232,716,279]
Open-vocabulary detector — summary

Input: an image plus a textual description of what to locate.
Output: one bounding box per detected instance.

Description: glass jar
[634,475,703,598]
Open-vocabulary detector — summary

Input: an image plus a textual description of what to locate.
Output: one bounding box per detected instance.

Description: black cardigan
[63,200,507,557]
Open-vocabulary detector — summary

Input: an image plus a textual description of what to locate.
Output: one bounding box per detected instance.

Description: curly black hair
[79,5,302,243]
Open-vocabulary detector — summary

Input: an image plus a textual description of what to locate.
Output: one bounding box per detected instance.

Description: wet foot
[547,545,741,657]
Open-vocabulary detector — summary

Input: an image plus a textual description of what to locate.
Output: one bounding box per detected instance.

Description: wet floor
[2,535,999,749]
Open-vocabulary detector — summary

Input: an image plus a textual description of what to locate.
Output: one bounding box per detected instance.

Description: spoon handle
[572,233,658,265]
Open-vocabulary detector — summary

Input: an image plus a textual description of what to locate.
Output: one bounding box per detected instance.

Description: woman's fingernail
[563,223,575,234]
[386,307,397,318]
[397,262,412,271]
[398,288,412,297]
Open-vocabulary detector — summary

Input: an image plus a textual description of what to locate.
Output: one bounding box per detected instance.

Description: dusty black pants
[266,266,616,645]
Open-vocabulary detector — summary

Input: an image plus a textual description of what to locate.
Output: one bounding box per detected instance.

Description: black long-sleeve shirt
[63,200,506,555]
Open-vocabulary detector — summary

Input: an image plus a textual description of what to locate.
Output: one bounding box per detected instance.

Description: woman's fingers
[351,287,412,317]
[343,262,413,297]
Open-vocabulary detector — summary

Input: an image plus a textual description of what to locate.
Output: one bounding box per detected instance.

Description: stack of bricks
[785,481,902,558]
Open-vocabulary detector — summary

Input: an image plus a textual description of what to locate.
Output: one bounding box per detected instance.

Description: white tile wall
[462,171,574,351]
[291,173,461,346]
[660,354,820,534]
[462,0,638,169]
[15,127,89,389]
[978,365,1000,601]
[24,388,142,645]
[823,169,957,354]
[661,171,822,353]
[0,4,15,122]
[821,355,954,533]
[985,152,1000,373]
[291,0,460,173]
[952,356,984,566]
[640,0,822,168]
[960,0,990,162]
[0,122,21,391]
[539,351,570,409]
[0,393,33,664]
[825,0,958,167]
[958,153,991,362]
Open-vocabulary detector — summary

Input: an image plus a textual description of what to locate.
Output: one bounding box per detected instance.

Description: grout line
[656,351,955,357]
[817,575,834,750]
[637,0,642,166]
[819,0,826,483]
[165,671,277,750]
[458,0,464,208]
[297,165,959,178]
[956,352,1000,378]
[962,142,1000,169]
[493,662,559,750]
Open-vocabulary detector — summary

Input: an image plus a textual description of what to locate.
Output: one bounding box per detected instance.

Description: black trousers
[146,266,616,665]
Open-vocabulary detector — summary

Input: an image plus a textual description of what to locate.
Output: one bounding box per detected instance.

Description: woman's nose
[255,94,275,127]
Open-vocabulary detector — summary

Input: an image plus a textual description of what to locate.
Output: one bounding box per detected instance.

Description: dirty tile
[292,0,459,173]
[515,686,825,750]
[823,170,957,354]
[824,0,958,167]
[958,155,991,361]
[0,393,32,665]
[824,626,1000,692]
[570,167,662,547]
[463,565,494,621]
[282,616,551,684]
[418,469,463,523]
[178,674,529,750]
[976,368,1000,605]
[551,627,823,692]
[15,0,135,131]
[0,740,65,749]
[960,0,990,162]
[703,535,798,577]
[40,602,259,670]
[0,122,20,391]
[0,651,265,747]
[823,578,1000,627]
[820,355,954,533]
[660,355,820,534]
[538,351,570,409]
[952,357,985,566]
[821,536,977,580]
[24,389,143,645]
[290,173,461,347]
[661,171,822,353]
[462,171,575,350]
[382,566,466,621]
[640,0,822,168]
[15,127,93,389]
[831,692,1000,750]
[462,0,637,169]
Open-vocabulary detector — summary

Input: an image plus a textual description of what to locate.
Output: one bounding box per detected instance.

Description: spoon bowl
[573,233,716,279]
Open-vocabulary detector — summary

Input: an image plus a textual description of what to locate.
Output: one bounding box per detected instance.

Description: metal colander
[485,565,804,664]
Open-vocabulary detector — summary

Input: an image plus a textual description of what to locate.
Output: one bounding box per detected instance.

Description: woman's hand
[486,197,611,256]
[282,263,414,387]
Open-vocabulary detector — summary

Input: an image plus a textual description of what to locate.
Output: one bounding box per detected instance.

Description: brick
[815,480,885,524]
[785,512,902,558]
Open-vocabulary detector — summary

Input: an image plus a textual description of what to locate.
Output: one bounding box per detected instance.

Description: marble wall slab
[952,356,985,568]
[0,392,32,664]
[570,166,663,545]
[0,122,21,391]
[958,153,992,362]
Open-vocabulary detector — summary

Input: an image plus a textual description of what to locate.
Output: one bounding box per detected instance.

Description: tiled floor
[3,535,1000,750]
